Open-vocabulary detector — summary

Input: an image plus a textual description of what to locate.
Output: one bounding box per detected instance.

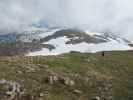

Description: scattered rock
[46,75,75,86]
[0,79,24,100]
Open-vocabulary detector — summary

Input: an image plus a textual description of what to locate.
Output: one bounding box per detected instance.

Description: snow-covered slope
[26,28,133,56]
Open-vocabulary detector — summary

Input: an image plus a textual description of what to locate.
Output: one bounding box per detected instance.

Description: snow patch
[88,40,133,53]
[27,36,133,56]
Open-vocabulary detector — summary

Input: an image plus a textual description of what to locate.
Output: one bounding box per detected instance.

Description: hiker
[102,51,105,57]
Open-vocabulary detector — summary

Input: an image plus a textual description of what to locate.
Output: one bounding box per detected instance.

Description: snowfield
[27,34,133,56]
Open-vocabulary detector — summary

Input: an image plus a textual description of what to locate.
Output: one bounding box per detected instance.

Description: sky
[0,0,133,40]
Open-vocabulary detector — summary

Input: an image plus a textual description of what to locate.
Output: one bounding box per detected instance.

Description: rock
[16,71,23,74]
[91,96,100,100]
[47,75,59,85]
[69,80,75,86]
[49,76,54,85]
[73,89,82,94]
[63,77,75,86]
[58,76,75,86]
[39,93,44,97]
[53,76,58,82]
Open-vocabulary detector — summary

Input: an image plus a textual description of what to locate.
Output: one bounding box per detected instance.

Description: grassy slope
[0,51,133,100]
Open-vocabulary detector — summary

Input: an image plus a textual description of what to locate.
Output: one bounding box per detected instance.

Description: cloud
[0,0,133,40]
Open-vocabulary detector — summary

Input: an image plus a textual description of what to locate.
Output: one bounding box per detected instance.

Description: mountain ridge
[0,28,132,56]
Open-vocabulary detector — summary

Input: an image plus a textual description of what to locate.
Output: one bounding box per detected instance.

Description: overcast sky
[0,0,133,40]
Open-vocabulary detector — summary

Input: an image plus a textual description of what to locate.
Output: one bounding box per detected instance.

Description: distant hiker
[102,51,105,57]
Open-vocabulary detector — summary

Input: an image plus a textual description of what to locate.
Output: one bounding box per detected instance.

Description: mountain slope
[26,28,133,56]
[0,28,132,56]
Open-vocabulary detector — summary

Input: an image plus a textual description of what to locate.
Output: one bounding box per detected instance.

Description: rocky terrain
[0,51,132,100]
